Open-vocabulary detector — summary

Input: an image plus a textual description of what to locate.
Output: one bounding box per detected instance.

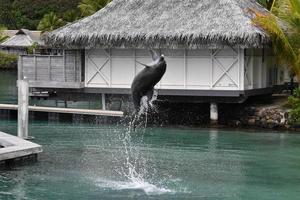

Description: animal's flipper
[149,49,160,61]
[135,60,150,68]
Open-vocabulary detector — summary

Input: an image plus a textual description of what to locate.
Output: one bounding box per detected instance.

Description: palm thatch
[44,0,271,49]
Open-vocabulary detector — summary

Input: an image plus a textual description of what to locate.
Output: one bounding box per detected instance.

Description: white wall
[85,48,244,91]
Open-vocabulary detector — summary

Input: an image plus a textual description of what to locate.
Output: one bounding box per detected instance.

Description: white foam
[96,179,174,195]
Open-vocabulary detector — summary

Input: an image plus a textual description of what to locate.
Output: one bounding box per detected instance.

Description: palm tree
[37,12,65,33]
[78,0,111,17]
[253,0,300,83]
[63,9,80,23]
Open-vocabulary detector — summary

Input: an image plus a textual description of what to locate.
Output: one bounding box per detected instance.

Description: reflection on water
[0,120,299,199]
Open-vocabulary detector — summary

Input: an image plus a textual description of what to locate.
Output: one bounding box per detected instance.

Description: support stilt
[210,102,218,125]
[18,80,29,139]
[102,93,106,110]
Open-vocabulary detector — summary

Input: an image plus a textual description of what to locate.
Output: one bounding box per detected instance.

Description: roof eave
[44,34,270,49]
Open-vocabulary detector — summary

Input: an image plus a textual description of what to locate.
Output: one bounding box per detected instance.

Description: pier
[0,131,42,164]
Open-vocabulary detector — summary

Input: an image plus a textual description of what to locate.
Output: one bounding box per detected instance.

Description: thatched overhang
[44,0,270,49]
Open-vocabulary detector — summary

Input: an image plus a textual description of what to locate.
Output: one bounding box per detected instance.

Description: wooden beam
[0,104,123,117]
[28,81,84,89]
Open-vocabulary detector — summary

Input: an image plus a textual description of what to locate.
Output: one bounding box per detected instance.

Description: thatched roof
[44,0,270,49]
[1,29,44,48]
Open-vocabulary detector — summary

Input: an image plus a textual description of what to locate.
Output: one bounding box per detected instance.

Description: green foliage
[0,0,80,30]
[63,9,80,23]
[257,0,274,9]
[0,0,16,29]
[288,88,300,124]
[78,0,111,17]
[0,24,8,43]
[37,12,65,33]
[0,52,17,69]
[27,42,39,54]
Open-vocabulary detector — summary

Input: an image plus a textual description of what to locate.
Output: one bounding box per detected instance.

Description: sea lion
[131,50,167,114]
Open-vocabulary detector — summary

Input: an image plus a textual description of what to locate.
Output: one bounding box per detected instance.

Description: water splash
[131,91,158,129]
[94,90,178,195]
[98,116,176,195]
[96,179,174,195]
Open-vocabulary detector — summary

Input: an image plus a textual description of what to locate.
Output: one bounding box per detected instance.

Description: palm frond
[253,0,300,77]
[253,10,298,71]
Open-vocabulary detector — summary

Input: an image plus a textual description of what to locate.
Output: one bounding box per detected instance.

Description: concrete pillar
[18,80,29,139]
[102,93,106,110]
[210,102,218,124]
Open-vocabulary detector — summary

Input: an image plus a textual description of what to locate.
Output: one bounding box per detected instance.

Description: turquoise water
[0,120,300,199]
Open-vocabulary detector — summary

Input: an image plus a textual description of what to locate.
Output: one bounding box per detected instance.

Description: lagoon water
[0,70,300,199]
[0,120,300,199]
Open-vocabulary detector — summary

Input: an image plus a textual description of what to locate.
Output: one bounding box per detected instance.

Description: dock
[3,80,124,139]
[0,131,42,163]
[0,104,124,117]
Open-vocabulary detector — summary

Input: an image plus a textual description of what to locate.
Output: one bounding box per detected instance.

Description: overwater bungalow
[0,29,58,55]
[1,29,42,55]
[17,0,289,116]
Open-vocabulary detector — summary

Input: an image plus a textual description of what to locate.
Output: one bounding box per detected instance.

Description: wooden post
[49,56,52,81]
[74,51,77,82]
[18,80,29,139]
[18,55,23,80]
[63,50,66,82]
[34,56,37,81]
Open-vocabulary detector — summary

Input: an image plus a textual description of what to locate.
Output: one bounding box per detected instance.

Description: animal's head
[159,54,164,61]
[158,54,166,65]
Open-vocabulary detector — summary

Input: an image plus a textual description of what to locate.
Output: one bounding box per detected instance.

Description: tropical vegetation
[0,25,8,43]
[78,0,111,17]
[0,0,110,31]
[288,88,300,124]
[37,12,65,33]
[0,52,17,69]
[253,0,300,124]
[0,25,16,69]
[253,0,300,82]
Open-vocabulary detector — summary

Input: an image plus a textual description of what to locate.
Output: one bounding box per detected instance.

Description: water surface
[0,120,299,199]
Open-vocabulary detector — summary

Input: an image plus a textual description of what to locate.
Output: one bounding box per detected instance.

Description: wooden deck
[0,104,124,117]
[0,131,42,162]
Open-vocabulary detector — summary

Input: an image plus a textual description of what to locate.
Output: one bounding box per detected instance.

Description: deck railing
[18,50,83,89]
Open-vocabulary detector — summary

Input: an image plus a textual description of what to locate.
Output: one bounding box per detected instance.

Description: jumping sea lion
[131,50,167,114]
